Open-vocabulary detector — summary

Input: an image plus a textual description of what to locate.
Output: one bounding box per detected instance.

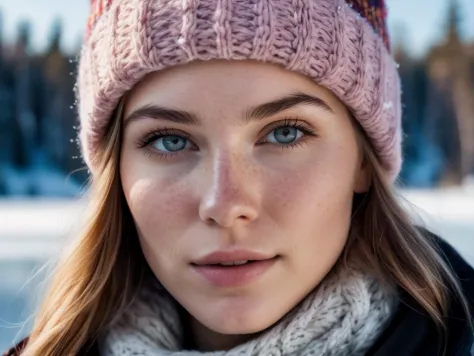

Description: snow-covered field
[0,188,473,348]
[400,187,474,264]
[0,187,472,263]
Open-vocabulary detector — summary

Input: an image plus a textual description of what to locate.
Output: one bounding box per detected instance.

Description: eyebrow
[244,92,334,121]
[124,92,334,127]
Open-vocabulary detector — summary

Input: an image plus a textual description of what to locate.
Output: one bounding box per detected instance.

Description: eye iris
[159,135,187,152]
[274,127,298,144]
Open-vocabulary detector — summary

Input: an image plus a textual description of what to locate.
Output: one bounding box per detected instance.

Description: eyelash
[135,117,318,158]
[257,118,317,146]
[135,128,193,159]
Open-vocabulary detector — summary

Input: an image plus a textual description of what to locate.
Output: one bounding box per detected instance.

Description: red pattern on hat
[345,0,390,50]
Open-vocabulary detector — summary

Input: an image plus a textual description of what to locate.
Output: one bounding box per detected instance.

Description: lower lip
[192,258,278,288]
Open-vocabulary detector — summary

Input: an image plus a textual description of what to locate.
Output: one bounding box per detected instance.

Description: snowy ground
[1,187,472,262]
[0,188,473,348]
[400,187,474,264]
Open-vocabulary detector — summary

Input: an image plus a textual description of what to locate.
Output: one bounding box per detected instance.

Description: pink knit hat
[78,0,402,180]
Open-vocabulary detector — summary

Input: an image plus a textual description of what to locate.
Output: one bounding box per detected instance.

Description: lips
[210,260,251,266]
[191,250,278,288]
[192,250,276,265]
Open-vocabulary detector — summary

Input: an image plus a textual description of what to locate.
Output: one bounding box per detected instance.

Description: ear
[353,154,371,193]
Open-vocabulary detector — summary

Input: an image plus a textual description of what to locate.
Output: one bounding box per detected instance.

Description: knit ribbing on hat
[78,0,402,180]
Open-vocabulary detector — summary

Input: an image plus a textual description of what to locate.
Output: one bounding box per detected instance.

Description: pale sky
[0,0,472,57]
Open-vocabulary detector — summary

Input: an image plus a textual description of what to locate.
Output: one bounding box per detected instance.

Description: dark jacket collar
[368,233,474,356]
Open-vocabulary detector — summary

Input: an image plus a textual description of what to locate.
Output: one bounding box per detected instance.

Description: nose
[198,153,260,227]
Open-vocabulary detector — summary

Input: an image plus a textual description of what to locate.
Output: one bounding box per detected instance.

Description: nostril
[205,217,220,226]
[199,199,259,227]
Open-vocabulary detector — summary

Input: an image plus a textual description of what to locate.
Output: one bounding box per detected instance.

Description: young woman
[5,0,473,355]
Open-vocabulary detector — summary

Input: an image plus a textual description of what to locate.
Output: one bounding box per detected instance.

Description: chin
[206,319,273,335]
[196,304,282,335]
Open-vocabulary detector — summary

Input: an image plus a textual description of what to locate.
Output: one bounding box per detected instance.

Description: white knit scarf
[99,261,398,356]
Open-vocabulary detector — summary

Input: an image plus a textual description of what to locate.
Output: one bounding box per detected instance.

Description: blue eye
[152,135,189,152]
[267,127,303,144]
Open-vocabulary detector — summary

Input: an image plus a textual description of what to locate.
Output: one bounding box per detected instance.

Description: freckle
[157,186,184,215]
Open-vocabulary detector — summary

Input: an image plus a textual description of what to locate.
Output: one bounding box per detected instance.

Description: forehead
[124,60,348,120]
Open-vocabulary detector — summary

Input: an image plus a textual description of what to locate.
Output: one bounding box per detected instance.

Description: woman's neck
[184,312,255,351]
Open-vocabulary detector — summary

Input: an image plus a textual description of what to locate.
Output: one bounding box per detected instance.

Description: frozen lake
[0,188,473,350]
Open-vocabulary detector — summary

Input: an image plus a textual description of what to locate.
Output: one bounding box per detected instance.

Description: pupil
[163,136,186,151]
[275,127,297,143]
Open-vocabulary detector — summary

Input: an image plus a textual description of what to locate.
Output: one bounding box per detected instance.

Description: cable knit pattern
[78,0,402,181]
[99,263,398,355]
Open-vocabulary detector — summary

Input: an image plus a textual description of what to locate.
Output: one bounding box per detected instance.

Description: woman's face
[120,60,369,343]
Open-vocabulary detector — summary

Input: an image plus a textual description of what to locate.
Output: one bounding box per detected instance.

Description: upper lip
[192,250,277,265]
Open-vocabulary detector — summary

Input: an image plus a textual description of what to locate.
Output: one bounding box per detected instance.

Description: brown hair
[22,100,472,356]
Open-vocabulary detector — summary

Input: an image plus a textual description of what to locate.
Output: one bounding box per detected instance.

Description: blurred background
[0,0,473,350]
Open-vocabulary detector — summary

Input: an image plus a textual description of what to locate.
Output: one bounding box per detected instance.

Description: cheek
[121,165,195,269]
[128,179,190,228]
[121,150,194,232]
[268,144,357,219]
[265,144,357,254]
[267,167,354,236]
